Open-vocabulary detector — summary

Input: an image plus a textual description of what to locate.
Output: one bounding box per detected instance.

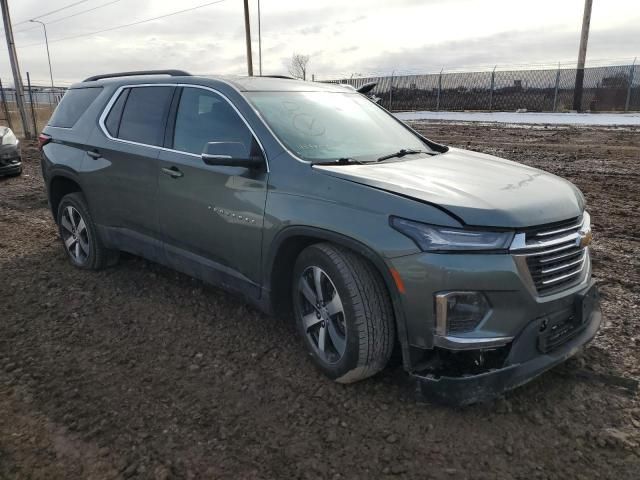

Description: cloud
[0,0,637,85]
[324,22,640,77]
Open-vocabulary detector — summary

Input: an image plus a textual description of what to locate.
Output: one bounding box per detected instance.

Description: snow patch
[394,111,640,126]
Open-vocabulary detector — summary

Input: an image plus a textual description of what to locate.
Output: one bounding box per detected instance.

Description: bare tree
[288,53,310,80]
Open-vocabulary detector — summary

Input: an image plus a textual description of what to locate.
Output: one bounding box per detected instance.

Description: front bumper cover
[0,162,22,176]
[0,145,21,175]
[414,282,601,405]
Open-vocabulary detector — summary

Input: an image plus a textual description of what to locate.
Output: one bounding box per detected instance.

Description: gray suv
[39,70,600,404]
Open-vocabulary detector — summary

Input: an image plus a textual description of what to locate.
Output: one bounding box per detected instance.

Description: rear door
[83,85,175,261]
[156,86,268,296]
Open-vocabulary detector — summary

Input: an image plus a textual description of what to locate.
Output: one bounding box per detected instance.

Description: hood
[314,147,584,228]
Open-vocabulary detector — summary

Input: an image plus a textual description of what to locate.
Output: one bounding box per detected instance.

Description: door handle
[86,150,101,159]
[161,166,184,178]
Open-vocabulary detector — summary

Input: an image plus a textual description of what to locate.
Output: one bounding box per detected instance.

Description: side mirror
[201,141,263,169]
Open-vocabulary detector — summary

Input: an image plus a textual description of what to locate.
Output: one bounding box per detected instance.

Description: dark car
[0,126,22,176]
[39,70,600,404]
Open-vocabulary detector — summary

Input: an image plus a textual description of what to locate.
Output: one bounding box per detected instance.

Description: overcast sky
[1,0,638,86]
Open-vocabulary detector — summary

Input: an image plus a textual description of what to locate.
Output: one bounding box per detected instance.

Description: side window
[49,87,102,128]
[117,86,174,146]
[104,88,129,137]
[173,87,255,156]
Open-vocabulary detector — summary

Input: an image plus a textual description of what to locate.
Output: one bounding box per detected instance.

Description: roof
[222,75,349,92]
[73,71,351,93]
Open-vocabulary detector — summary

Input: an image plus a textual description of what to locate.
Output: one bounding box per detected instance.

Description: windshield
[246,91,431,162]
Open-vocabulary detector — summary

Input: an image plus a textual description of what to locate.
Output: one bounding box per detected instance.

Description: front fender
[264,223,414,371]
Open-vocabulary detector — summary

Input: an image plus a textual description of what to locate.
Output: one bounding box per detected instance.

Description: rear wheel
[57,192,118,270]
[292,243,395,383]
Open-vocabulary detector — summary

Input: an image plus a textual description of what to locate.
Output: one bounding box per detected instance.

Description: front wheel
[292,243,395,383]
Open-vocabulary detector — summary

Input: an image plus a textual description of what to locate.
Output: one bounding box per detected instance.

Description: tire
[292,243,395,383]
[56,192,119,270]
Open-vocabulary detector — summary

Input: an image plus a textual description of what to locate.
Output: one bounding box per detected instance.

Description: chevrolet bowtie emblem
[578,229,593,248]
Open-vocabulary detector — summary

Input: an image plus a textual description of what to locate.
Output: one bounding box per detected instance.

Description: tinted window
[118,86,174,146]
[173,87,253,156]
[104,88,129,137]
[49,87,102,128]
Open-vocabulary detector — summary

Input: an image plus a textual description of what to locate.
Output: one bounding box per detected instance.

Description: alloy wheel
[60,206,90,264]
[297,266,347,364]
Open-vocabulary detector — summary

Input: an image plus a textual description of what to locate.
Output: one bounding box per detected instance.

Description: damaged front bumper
[414,282,601,405]
[0,144,21,176]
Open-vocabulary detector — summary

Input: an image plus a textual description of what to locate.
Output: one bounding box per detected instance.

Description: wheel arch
[48,172,83,221]
[265,226,412,370]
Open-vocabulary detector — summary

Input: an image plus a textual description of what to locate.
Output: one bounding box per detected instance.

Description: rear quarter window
[48,87,102,128]
[104,88,129,137]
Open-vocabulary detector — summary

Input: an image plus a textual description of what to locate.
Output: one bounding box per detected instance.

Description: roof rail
[83,69,191,82]
[258,75,298,80]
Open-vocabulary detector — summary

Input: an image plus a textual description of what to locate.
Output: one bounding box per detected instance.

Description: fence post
[0,78,13,130]
[625,57,636,112]
[553,63,561,112]
[489,65,496,111]
[26,72,38,136]
[436,68,442,111]
[388,71,395,111]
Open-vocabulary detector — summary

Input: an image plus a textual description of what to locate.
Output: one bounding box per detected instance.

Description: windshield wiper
[376,149,428,162]
[312,157,364,166]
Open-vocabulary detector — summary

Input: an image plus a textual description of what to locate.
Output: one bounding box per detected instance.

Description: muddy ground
[1,123,639,479]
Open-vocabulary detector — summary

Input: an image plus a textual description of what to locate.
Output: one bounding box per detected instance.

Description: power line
[45,0,120,24]
[13,0,92,26]
[9,24,38,34]
[18,0,228,47]
[12,0,122,33]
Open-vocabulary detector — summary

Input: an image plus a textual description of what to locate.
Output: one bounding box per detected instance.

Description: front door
[157,86,268,297]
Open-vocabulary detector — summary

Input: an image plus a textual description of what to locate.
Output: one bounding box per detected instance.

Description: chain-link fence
[326,63,640,113]
[0,79,67,137]
[2,64,639,137]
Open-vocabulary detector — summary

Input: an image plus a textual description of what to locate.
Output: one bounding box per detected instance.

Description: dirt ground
[1,123,639,479]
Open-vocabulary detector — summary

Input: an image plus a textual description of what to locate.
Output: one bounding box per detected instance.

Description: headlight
[390,217,514,252]
[0,128,17,146]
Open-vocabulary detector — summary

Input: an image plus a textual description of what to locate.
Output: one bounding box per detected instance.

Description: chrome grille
[511,213,590,296]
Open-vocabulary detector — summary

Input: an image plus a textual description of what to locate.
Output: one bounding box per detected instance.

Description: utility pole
[243,0,253,76]
[1,0,32,138]
[30,20,55,105]
[257,0,262,75]
[489,65,496,112]
[26,72,38,137]
[572,0,593,112]
[625,57,636,112]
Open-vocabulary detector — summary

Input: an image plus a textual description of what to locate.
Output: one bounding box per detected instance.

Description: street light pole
[30,19,55,104]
